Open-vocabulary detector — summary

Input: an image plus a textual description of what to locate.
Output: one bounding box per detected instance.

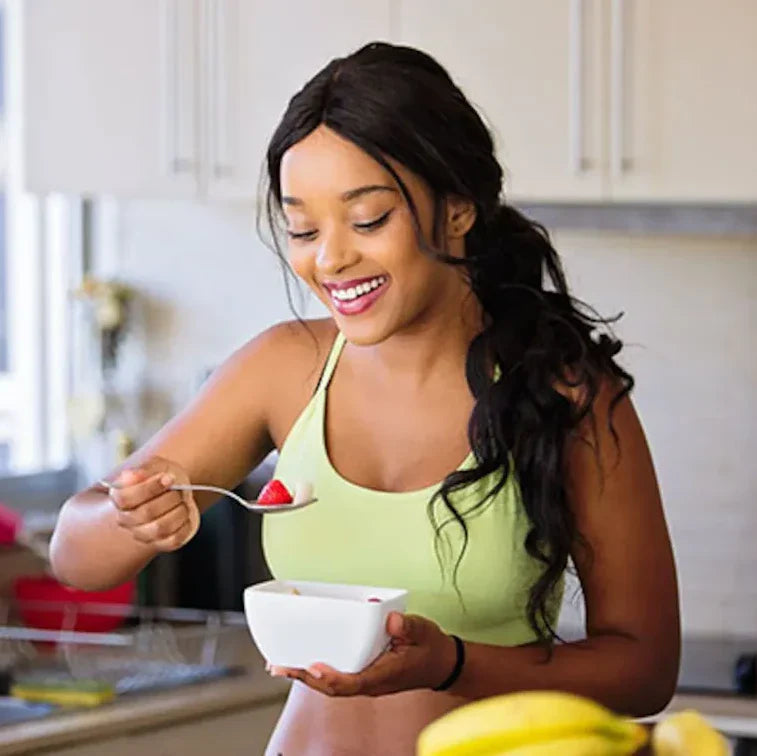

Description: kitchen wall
[98,198,757,639]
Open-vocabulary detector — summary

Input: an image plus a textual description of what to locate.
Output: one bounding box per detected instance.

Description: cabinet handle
[161,0,195,176]
[569,0,590,173]
[208,0,234,179]
[611,0,633,174]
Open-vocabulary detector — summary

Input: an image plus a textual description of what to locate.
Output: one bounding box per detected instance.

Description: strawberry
[367,597,382,603]
[258,479,293,505]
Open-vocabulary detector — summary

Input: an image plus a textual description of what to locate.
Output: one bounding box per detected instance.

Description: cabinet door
[205,0,394,202]
[610,0,757,201]
[398,0,607,202]
[23,0,199,197]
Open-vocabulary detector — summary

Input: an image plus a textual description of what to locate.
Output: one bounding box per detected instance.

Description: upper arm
[566,381,680,673]
[97,320,330,512]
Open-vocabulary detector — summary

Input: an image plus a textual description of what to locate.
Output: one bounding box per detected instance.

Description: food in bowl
[243,579,407,673]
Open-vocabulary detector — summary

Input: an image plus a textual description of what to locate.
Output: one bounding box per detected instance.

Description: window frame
[1,0,73,473]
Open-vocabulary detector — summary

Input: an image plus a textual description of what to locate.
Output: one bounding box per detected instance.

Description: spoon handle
[168,483,250,508]
[97,479,315,513]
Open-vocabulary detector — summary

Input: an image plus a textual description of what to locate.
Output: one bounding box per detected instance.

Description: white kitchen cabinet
[608,0,757,201]
[22,0,757,203]
[399,0,757,203]
[23,0,200,198]
[22,0,393,201]
[398,0,608,203]
[205,0,394,202]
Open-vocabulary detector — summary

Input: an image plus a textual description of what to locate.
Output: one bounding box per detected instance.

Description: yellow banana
[502,733,645,755]
[416,691,647,756]
[652,710,728,756]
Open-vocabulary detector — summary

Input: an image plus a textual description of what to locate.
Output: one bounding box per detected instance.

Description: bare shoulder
[243,318,337,370]
[232,317,337,395]
[239,318,338,447]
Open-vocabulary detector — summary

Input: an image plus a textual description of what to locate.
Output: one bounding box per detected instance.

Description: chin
[334,316,394,347]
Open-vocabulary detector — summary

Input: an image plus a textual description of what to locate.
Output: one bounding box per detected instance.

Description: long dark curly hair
[261,42,633,644]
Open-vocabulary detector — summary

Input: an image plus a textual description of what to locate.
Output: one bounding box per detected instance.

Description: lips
[323,275,389,316]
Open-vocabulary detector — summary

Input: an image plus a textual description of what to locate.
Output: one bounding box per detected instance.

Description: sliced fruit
[367,597,382,603]
[258,479,293,505]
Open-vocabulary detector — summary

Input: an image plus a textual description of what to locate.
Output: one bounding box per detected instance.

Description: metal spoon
[97,479,316,514]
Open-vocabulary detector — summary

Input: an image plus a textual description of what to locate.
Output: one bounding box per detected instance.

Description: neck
[352,280,483,389]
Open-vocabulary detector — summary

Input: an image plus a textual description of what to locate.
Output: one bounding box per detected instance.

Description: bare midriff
[265,681,468,756]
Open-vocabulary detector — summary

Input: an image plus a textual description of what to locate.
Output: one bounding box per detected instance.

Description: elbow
[48,524,83,589]
[625,654,679,718]
[48,512,104,591]
[630,675,676,718]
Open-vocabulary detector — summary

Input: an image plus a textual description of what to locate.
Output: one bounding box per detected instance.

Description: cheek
[287,245,314,281]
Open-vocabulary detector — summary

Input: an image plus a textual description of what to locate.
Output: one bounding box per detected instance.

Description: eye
[287,229,317,242]
[354,209,392,233]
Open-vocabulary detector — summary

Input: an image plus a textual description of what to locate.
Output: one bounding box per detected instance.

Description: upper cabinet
[206,1,394,201]
[399,0,608,202]
[22,0,392,201]
[609,0,757,201]
[22,0,757,203]
[23,0,199,198]
[400,0,757,203]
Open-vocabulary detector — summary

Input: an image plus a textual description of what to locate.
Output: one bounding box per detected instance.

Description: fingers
[386,612,428,644]
[114,489,183,528]
[154,516,196,552]
[102,463,199,551]
[268,665,346,697]
[267,650,402,698]
[109,471,176,511]
[118,501,188,543]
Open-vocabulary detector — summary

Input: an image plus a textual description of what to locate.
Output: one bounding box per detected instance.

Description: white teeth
[330,277,387,305]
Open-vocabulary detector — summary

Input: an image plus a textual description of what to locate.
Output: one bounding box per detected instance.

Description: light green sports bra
[262,332,563,646]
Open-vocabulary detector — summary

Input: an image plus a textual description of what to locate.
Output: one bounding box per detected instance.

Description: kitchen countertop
[0,667,290,755]
[2,625,755,752]
[5,679,753,754]
[0,627,291,756]
[647,692,757,740]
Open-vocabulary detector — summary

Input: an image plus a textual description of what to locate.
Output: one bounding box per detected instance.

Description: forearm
[449,633,677,718]
[49,490,157,590]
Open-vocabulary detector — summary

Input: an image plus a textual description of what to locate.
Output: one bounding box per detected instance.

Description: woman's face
[279,125,470,346]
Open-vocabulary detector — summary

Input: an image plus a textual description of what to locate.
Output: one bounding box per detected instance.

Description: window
[0,0,72,473]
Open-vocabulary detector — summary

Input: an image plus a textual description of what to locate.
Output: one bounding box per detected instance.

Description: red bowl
[13,575,135,633]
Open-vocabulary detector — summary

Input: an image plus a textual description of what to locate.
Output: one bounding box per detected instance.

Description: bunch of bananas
[417,691,728,755]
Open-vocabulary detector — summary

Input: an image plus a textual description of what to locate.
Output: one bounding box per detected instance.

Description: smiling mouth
[325,276,388,303]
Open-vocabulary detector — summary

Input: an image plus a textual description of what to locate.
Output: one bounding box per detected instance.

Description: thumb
[387,612,425,643]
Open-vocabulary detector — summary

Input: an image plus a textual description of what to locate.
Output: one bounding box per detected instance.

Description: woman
[51,43,680,755]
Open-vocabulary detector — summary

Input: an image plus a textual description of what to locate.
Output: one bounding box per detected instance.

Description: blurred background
[0,0,755,753]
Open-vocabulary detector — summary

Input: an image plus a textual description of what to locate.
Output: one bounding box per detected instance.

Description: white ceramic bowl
[243,579,408,673]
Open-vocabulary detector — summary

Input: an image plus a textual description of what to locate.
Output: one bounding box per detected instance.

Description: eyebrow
[281,184,397,207]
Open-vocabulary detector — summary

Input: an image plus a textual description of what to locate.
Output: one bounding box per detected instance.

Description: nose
[315,227,359,276]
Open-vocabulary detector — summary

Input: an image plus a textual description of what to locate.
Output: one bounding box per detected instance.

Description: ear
[445,196,477,239]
